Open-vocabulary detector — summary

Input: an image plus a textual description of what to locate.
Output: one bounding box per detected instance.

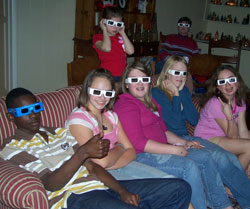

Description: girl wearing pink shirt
[65,68,172,180]
[194,65,250,176]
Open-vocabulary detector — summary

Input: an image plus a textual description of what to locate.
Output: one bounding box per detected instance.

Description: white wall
[16,0,76,93]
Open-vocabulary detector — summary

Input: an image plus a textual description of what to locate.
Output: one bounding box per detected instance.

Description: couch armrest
[186,95,203,136]
[0,158,49,209]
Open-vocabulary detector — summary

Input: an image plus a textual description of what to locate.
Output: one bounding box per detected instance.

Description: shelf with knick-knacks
[205,1,250,25]
[203,0,250,40]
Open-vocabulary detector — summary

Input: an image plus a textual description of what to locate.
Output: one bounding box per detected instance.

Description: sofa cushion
[0,158,49,209]
[186,95,203,136]
[36,86,81,128]
[0,86,81,146]
[0,99,16,145]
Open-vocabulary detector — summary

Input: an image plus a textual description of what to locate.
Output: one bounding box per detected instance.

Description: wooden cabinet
[130,41,159,58]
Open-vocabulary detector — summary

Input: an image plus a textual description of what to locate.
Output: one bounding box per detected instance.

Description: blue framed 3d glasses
[8,102,44,117]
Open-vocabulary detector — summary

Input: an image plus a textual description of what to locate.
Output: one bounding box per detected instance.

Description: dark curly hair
[6,87,35,109]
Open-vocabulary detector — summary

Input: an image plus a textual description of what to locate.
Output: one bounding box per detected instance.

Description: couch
[0,86,81,209]
[0,83,201,208]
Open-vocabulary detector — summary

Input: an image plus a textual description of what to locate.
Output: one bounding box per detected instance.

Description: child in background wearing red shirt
[93,6,134,81]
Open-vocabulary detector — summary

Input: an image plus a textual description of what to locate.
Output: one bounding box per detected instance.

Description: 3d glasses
[88,87,115,98]
[125,77,151,84]
[106,19,124,28]
[217,77,237,85]
[8,102,44,117]
[168,70,187,77]
[177,23,190,28]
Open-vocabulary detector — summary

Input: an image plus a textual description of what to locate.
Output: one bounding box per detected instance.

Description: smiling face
[126,69,149,101]
[8,95,41,135]
[217,69,238,99]
[105,16,122,36]
[166,61,187,89]
[87,76,112,111]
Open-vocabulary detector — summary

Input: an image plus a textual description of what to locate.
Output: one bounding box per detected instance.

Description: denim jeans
[108,160,175,180]
[137,146,233,209]
[183,135,250,209]
[66,178,191,209]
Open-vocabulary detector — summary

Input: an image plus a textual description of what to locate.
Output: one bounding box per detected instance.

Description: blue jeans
[137,147,232,209]
[108,160,175,180]
[66,178,191,209]
[183,135,250,209]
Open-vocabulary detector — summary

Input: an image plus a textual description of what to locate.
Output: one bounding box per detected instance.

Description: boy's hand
[79,134,110,159]
[118,25,126,35]
[120,190,140,207]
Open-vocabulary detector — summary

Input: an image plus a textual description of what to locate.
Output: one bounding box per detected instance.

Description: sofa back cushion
[0,86,81,146]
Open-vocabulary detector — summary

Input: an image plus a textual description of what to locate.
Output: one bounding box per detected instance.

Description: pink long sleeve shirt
[114,93,168,153]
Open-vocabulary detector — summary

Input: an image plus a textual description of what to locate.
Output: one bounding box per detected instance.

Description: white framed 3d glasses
[88,87,115,98]
[106,19,124,28]
[177,23,190,28]
[125,77,151,84]
[168,69,187,77]
[217,77,237,86]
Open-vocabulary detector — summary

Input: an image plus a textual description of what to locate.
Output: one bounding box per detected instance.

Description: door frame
[8,0,17,91]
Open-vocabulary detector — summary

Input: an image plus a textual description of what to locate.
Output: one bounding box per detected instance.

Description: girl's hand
[163,79,179,96]
[172,146,188,156]
[120,191,140,206]
[184,141,204,149]
[100,19,107,32]
[218,97,233,120]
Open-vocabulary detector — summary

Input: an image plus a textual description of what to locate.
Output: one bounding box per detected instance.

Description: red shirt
[93,33,127,76]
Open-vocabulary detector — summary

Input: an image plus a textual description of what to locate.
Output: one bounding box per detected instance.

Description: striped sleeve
[66,108,95,131]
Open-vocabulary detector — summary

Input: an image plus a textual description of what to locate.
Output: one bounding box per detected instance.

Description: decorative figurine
[226,0,237,6]
[205,33,212,40]
[213,0,222,4]
[243,0,249,7]
[214,31,219,41]
[211,12,217,21]
[242,14,249,24]
[226,15,233,23]
[221,32,224,40]
[239,0,249,6]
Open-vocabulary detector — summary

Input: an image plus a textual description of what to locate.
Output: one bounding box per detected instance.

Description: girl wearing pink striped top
[65,68,172,180]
